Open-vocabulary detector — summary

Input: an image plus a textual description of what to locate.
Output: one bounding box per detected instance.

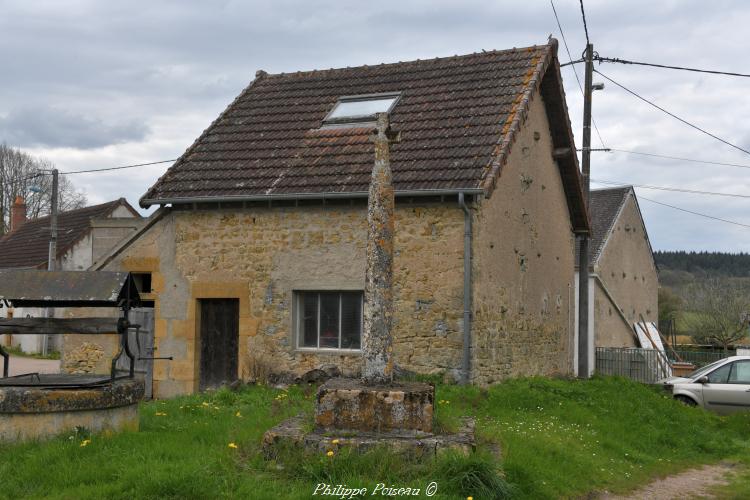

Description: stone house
[0,198,142,353]
[93,39,590,398]
[575,186,658,370]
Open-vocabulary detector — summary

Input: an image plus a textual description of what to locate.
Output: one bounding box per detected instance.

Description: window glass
[319,293,340,348]
[297,291,362,350]
[341,293,362,349]
[708,363,732,384]
[729,361,750,384]
[326,97,398,122]
[301,293,318,347]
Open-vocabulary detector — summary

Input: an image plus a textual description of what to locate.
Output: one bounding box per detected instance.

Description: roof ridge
[591,186,633,263]
[260,44,551,79]
[16,198,122,225]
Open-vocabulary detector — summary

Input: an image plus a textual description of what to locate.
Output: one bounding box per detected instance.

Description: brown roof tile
[576,186,633,265]
[0,199,138,269]
[141,40,588,231]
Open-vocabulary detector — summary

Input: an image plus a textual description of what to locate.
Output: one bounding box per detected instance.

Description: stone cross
[363,113,400,385]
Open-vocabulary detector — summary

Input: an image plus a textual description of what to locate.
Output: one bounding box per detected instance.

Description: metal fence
[595,347,735,383]
[671,349,733,368]
[595,347,672,383]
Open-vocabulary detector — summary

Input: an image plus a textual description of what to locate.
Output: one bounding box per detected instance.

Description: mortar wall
[105,203,466,398]
[594,195,658,347]
[471,92,576,384]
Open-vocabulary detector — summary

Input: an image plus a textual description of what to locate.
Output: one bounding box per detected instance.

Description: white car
[660,355,750,415]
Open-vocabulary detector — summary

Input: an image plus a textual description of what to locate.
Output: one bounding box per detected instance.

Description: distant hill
[655,251,750,278]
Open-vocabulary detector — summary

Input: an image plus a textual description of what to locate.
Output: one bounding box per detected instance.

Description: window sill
[295,347,362,356]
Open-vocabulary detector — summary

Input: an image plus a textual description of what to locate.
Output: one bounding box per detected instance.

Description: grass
[3,345,61,360]
[0,376,749,499]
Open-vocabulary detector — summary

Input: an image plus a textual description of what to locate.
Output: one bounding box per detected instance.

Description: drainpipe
[458,192,472,384]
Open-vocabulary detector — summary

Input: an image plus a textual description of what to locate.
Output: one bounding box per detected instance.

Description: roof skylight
[323,93,400,125]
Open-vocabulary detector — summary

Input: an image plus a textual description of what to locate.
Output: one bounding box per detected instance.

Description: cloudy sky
[2,0,749,251]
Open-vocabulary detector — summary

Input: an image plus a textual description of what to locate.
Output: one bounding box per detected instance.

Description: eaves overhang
[139,188,485,208]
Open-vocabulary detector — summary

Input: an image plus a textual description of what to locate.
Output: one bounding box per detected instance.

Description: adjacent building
[575,186,658,370]
[0,198,142,353]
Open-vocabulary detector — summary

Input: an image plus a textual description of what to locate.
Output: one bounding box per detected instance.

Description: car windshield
[687,359,728,379]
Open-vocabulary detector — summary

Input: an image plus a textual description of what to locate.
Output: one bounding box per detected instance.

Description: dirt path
[598,462,738,500]
[0,355,60,376]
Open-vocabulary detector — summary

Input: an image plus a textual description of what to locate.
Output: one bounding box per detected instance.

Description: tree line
[655,250,750,278]
[0,144,86,235]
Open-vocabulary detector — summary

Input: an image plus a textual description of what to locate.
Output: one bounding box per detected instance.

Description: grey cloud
[0,106,149,149]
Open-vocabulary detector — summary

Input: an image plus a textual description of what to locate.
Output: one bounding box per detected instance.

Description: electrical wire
[607,148,750,170]
[579,0,590,44]
[592,178,750,199]
[7,159,176,180]
[638,196,750,230]
[594,70,750,156]
[62,159,176,174]
[549,0,606,148]
[596,56,750,78]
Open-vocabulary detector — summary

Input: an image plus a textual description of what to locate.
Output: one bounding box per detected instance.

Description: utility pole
[577,43,594,378]
[44,168,58,356]
[47,169,58,272]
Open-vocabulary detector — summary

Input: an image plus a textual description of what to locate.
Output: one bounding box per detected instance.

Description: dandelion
[326,450,334,457]
[468,497,474,500]
[228,442,238,449]
[80,439,91,447]
[235,411,242,417]
[331,439,340,445]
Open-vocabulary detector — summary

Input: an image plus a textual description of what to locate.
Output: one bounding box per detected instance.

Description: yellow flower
[228,442,238,449]
[326,450,334,457]
[235,411,242,417]
[467,497,473,500]
[331,439,340,445]
[155,412,167,416]
[80,439,91,447]
[202,402,210,407]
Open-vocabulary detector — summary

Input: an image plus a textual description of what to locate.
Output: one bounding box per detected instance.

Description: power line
[608,148,750,170]
[638,196,750,230]
[593,178,750,199]
[62,159,176,175]
[549,0,606,148]
[579,0,590,44]
[596,56,750,78]
[594,69,750,157]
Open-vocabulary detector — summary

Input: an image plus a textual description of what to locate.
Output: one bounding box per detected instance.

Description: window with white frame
[322,93,401,126]
[296,291,363,350]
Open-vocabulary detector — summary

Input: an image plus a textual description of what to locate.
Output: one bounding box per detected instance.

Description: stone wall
[471,92,576,385]
[105,203,465,398]
[594,194,658,346]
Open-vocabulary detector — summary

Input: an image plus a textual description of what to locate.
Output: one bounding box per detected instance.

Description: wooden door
[199,299,239,391]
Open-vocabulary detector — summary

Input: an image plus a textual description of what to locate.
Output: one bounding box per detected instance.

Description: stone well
[0,377,143,443]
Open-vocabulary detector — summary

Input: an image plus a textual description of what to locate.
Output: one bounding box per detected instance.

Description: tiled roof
[576,186,632,265]
[141,40,588,231]
[0,199,138,269]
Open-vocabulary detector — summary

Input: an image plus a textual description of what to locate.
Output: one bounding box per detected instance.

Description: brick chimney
[10,196,27,232]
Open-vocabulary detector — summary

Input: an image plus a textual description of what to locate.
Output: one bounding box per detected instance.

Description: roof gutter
[140,188,485,208]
